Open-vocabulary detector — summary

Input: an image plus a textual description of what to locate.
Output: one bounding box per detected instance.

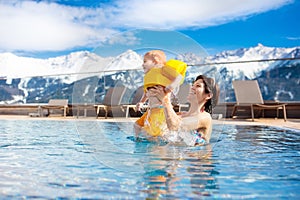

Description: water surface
[0,119,299,199]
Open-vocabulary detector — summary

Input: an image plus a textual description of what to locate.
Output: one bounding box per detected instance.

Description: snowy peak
[0,50,143,80]
[197,44,300,79]
[104,50,143,71]
[210,44,297,61]
[175,52,204,65]
[0,44,299,80]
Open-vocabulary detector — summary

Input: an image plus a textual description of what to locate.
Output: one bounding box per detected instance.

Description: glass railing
[0,57,299,105]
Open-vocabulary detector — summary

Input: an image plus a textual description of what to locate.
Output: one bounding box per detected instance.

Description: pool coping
[215,118,300,131]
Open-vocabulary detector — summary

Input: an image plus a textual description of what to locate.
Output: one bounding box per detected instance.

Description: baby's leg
[134,111,148,137]
[134,122,142,137]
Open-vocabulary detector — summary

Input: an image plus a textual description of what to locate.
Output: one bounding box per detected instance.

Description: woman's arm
[162,93,181,131]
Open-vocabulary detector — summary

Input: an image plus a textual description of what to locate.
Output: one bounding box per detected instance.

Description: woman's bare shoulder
[198,112,212,126]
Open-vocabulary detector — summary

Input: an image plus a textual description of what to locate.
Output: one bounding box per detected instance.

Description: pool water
[0,119,299,199]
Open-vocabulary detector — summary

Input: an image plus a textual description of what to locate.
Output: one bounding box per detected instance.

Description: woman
[148,75,219,145]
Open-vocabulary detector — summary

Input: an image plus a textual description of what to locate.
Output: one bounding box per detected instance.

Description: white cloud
[112,0,293,28]
[0,1,116,51]
[287,36,300,40]
[0,0,293,52]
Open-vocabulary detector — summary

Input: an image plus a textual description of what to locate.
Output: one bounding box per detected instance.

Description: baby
[134,50,187,138]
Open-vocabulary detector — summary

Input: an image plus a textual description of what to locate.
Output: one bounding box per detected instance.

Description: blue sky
[0,0,299,58]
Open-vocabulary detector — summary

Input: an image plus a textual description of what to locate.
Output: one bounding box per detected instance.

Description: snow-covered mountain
[0,44,299,104]
[1,44,299,81]
[0,50,143,83]
[178,43,300,79]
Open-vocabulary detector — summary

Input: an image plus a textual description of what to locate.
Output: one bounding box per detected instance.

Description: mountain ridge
[0,44,299,104]
[1,44,299,79]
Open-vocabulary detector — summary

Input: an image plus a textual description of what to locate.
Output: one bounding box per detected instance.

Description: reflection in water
[138,143,219,199]
[187,145,219,197]
[234,125,300,153]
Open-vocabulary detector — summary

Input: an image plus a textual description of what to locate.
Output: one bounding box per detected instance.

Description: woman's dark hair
[195,75,220,114]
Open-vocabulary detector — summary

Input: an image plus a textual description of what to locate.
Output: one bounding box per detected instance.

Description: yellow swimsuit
[138,59,187,137]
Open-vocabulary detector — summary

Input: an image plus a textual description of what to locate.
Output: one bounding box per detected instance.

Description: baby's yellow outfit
[138,59,187,137]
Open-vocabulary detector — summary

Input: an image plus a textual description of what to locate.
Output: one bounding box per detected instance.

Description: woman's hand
[148,86,169,103]
[148,86,180,131]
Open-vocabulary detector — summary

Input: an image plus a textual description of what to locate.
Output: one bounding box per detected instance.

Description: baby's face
[142,56,155,73]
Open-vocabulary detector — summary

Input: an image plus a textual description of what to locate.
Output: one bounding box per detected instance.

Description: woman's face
[188,79,210,104]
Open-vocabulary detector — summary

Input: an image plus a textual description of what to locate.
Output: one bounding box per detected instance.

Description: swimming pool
[0,119,299,199]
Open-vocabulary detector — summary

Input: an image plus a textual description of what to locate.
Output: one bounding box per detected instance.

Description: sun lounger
[176,83,191,112]
[122,86,145,118]
[94,86,127,119]
[232,80,287,121]
[40,99,69,117]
